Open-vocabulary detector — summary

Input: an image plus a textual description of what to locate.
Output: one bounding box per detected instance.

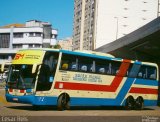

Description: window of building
[29,44,34,48]
[29,32,34,37]
[0,33,10,48]
[13,44,22,48]
[13,33,23,38]
[35,44,41,48]
[35,32,41,37]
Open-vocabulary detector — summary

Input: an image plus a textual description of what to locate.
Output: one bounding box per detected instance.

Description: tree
[51,44,61,49]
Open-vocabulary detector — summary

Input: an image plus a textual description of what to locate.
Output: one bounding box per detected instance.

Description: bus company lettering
[88,75,102,83]
[25,55,40,59]
[14,53,25,60]
[73,74,87,81]
[73,74,102,83]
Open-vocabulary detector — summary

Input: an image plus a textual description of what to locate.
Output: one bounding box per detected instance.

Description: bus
[3,48,159,110]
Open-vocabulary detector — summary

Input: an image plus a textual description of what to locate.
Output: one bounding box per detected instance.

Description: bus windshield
[7,64,38,89]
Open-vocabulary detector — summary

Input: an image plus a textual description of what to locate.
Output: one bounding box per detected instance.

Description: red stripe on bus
[54,59,131,92]
[9,89,13,92]
[129,87,158,94]
[20,90,25,93]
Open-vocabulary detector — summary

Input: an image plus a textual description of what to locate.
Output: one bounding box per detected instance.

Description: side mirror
[1,63,5,72]
[32,64,38,74]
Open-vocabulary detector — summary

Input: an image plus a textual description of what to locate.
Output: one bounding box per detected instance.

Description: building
[0,20,58,61]
[73,0,160,50]
[96,17,160,63]
[57,37,73,50]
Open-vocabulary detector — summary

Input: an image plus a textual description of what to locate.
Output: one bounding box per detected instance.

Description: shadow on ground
[6,105,155,111]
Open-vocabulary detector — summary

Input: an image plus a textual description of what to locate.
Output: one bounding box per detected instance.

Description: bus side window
[99,68,105,74]
[60,53,77,71]
[137,66,145,79]
[128,63,140,78]
[107,63,112,75]
[111,61,121,75]
[71,62,77,70]
[80,65,87,72]
[137,65,157,80]
[148,66,157,80]
[62,63,69,70]
[95,59,109,74]
[78,56,93,73]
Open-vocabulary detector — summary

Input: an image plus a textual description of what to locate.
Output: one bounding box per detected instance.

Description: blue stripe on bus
[134,79,158,86]
[70,97,157,106]
[116,62,142,105]
[116,78,136,105]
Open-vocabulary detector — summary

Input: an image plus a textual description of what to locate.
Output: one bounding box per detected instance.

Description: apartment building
[0,20,58,61]
[58,37,73,50]
[73,0,160,50]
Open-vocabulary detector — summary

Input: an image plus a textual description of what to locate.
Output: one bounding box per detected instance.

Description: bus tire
[57,93,70,111]
[135,97,144,110]
[125,96,135,110]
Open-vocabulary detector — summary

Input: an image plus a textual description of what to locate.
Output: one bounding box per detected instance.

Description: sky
[0,0,74,39]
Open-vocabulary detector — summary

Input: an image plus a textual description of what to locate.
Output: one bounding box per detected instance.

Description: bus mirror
[0,61,11,73]
[1,64,5,72]
[32,64,37,74]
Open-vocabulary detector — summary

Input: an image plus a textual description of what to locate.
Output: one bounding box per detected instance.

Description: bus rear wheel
[135,97,144,110]
[57,94,70,111]
[125,96,135,110]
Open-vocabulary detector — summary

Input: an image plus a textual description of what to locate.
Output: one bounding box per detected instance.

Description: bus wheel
[57,94,70,111]
[135,97,144,110]
[125,96,135,110]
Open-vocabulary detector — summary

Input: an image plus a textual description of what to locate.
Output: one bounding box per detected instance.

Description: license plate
[14,89,18,92]
[13,98,18,101]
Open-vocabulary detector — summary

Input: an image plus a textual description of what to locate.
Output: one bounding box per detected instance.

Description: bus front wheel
[57,94,70,111]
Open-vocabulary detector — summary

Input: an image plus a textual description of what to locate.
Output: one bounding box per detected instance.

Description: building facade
[73,0,160,50]
[0,20,58,61]
[58,37,73,50]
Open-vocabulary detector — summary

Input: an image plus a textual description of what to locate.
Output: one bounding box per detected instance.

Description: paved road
[0,89,160,122]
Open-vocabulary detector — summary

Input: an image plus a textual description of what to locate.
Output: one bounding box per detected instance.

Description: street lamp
[114,17,119,40]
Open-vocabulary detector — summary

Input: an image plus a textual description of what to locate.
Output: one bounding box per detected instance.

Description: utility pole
[114,17,119,40]
[158,0,160,17]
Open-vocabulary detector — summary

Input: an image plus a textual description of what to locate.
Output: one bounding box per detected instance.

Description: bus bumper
[5,94,57,106]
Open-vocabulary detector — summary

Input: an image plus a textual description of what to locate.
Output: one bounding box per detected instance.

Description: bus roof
[17,48,158,67]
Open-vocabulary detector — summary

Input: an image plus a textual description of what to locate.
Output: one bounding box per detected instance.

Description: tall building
[0,20,58,61]
[58,37,73,50]
[73,0,160,50]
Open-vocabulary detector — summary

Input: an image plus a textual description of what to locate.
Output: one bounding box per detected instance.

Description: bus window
[111,61,121,75]
[78,56,94,73]
[137,65,157,80]
[148,67,157,80]
[60,54,77,71]
[95,59,109,74]
[137,66,146,79]
[128,64,140,78]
